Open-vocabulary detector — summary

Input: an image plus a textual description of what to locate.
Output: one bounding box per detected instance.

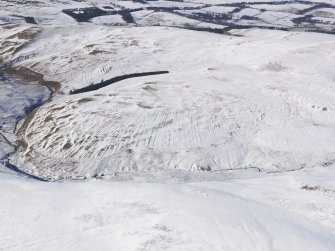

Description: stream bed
[0,70,50,178]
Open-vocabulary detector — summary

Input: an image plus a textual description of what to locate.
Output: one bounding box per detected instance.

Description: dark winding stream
[0,69,50,181]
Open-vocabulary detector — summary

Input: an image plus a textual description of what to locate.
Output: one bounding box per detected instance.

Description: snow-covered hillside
[8,26,335,181]
[0,0,335,250]
[0,166,335,251]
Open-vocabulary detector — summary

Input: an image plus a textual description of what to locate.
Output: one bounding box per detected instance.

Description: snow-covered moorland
[9,26,335,181]
[0,0,335,250]
[0,167,335,250]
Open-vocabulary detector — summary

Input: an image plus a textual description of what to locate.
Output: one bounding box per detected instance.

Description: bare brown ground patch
[6,27,41,41]
[0,24,19,30]
[50,106,65,112]
[5,67,61,92]
[89,49,110,55]
[0,27,41,56]
[58,114,71,120]
[15,109,38,152]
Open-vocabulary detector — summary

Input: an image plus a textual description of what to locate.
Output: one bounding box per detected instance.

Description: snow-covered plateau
[0,0,335,250]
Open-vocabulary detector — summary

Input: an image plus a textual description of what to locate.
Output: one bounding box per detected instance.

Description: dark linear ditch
[70,71,169,95]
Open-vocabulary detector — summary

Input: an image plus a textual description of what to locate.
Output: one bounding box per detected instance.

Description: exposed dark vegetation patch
[137,102,153,109]
[120,11,135,23]
[126,149,134,154]
[44,115,53,123]
[133,0,147,4]
[58,114,71,120]
[301,184,320,190]
[77,97,94,103]
[301,184,335,194]
[183,23,229,34]
[143,85,158,92]
[62,1,335,35]
[24,16,37,24]
[62,7,108,22]
[102,6,113,10]
[50,106,65,112]
[63,142,72,150]
[89,49,110,55]
[70,71,169,95]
